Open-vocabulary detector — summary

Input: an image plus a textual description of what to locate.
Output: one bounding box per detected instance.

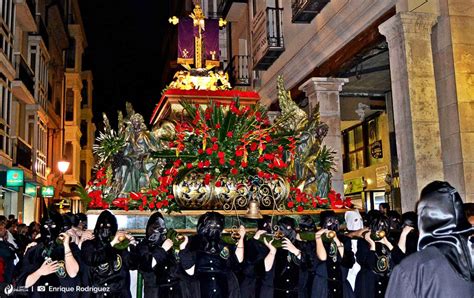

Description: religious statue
[275,76,335,198]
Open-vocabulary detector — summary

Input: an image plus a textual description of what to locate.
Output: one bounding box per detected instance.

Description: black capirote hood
[418,181,474,281]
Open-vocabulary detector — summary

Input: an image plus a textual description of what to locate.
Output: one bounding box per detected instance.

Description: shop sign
[251,9,268,68]
[344,177,364,195]
[41,186,54,198]
[24,183,37,197]
[6,169,24,187]
[371,140,383,159]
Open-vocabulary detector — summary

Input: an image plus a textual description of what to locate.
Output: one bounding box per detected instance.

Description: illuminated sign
[6,169,24,187]
[24,183,37,197]
[41,186,54,198]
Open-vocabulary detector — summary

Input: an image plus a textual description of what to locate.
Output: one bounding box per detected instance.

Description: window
[342,114,384,173]
[66,88,74,121]
[65,38,76,68]
[65,142,73,175]
[80,160,86,186]
[80,120,87,148]
[1,0,15,66]
[81,80,88,108]
[0,77,12,157]
[367,117,383,166]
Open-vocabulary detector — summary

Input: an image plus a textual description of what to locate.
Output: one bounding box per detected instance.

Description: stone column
[433,0,474,203]
[299,78,348,197]
[379,12,444,212]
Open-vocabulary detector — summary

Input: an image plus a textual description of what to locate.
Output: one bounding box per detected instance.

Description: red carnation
[198,149,204,154]
[217,151,225,159]
[187,163,193,169]
[206,148,213,155]
[204,160,211,167]
[264,153,273,160]
[230,159,236,166]
[198,161,204,169]
[212,143,219,151]
[231,168,238,175]
[226,131,233,138]
[297,206,304,212]
[287,201,294,208]
[215,181,222,187]
[219,159,225,165]
[241,162,248,168]
[258,156,264,163]
[211,137,218,143]
[250,142,258,151]
[235,149,244,157]
[215,123,221,129]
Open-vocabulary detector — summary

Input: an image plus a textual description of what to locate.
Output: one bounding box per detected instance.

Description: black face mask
[198,212,224,241]
[257,216,273,234]
[299,216,315,232]
[322,217,340,232]
[146,214,167,245]
[94,210,118,243]
[41,219,60,246]
[278,217,296,242]
[370,216,390,236]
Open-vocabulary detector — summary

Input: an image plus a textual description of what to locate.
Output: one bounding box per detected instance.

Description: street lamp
[57,159,70,174]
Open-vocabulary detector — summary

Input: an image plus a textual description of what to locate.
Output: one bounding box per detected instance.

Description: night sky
[79,0,171,129]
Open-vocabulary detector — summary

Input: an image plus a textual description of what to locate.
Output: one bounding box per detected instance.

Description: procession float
[82,4,352,233]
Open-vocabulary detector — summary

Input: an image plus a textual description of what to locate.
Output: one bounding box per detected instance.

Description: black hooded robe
[183,234,241,298]
[386,246,474,297]
[15,242,81,298]
[237,237,269,298]
[386,181,474,297]
[260,241,306,298]
[312,235,355,298]
[354,240,404,298]
[81,211,136,298]
[133,240,198,298]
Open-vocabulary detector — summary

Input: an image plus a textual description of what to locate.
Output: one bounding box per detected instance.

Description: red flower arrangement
[85,98,348,213]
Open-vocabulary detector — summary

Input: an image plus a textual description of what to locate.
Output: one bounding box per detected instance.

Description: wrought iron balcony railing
[252,7,285,70]
[14,137,33,170]
[226,55,250,86]
[14,54,35,96]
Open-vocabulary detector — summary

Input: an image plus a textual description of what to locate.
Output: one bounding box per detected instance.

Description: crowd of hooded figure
[0,180,472,298]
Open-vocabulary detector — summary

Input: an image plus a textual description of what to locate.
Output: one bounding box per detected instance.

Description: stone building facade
[213,0,474,212]
[0,0,94,221]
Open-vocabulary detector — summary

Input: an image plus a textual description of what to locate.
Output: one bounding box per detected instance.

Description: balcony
[13,137,33,171]
[14,0,37,31]
[12,54,35,104]
[225,55,250,86]
[291,0,330,23]
[252,7,285,71]
[31,19,49,48]
[217,0,248,20]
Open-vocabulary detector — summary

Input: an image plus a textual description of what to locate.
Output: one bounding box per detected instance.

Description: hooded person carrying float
[15,209,80,298]
[80,210,137,298]
[182,211,244,298]
[131,212,197,298]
